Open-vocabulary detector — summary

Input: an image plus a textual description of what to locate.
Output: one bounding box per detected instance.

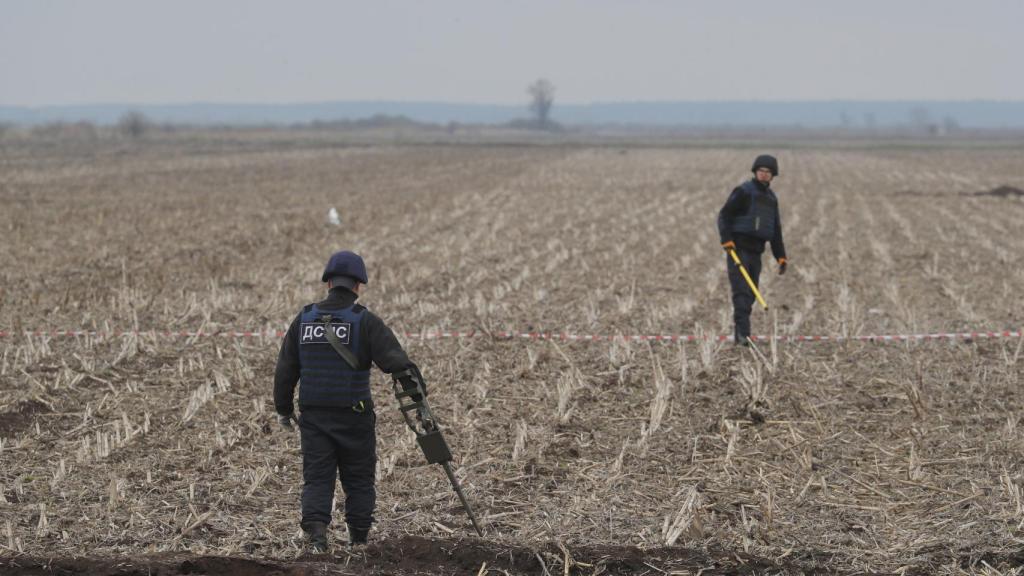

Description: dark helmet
[751,154,779,176]
[321,250,368,284]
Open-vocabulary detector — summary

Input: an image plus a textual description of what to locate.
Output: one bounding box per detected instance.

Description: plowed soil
[0,537,829,575]
[2,133,1023,574]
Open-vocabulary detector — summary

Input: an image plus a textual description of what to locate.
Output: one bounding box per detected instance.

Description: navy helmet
[751,154,779,176]
[321,250,368,284]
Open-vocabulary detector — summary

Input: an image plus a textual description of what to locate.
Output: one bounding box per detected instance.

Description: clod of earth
[973,185,1024,198]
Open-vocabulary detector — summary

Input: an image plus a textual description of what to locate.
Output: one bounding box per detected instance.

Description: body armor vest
[297,304,371,408]
[731,180,778,241]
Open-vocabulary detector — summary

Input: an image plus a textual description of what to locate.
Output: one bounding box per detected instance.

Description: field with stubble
[2,133,1024,575]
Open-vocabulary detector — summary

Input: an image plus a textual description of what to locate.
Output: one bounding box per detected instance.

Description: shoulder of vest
[352,303,367,314]
[302,303,315,313]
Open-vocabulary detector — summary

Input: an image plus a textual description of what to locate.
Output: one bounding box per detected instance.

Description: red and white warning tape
[0,329,1020,343]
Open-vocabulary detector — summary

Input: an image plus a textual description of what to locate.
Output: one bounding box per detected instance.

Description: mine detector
[390,366,485,537]
[320,314,484,537]
[727,247,769,311]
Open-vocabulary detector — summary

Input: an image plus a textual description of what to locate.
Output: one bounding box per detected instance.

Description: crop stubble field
[1,136,1024,575]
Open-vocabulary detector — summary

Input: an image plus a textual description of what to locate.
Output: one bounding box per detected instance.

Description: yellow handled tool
[728,249,768,310]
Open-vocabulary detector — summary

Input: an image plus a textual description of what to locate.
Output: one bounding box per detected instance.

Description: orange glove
[721,240,736,252]
[778,257,788,275]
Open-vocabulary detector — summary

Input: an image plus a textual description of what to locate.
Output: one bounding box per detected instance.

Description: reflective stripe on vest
[297,304,372,408]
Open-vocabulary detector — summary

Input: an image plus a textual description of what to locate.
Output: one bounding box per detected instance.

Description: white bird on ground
[327,207,341,226]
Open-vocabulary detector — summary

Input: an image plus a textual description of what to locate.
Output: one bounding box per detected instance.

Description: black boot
[348,525,369,548]
[302,521,329,554]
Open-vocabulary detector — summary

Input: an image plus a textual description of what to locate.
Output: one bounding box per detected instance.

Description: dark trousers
[299,407,377,531]
[726,249,762,342]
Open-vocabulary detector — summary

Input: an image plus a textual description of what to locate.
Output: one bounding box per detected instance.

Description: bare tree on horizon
[118,111,149,139]
[527,78,555,129]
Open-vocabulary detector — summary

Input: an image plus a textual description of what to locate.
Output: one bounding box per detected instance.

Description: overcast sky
[2,0,1019,107]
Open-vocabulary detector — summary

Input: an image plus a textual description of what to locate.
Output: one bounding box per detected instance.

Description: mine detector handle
[392,367,447,462]
[728,248,769,311]
[391,368,484,537]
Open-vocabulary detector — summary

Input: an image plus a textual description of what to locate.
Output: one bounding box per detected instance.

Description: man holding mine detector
[717,155,789,345]
[274,250,427,552]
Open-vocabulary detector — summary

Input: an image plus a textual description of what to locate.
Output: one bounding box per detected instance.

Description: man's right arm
[273,314,302,416]
[364,312,414,374]
[718,186,748,245]
[363,311,428,399]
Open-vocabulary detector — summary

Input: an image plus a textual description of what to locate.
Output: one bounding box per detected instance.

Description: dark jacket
[717,179,787,260]
[274,287,413,415]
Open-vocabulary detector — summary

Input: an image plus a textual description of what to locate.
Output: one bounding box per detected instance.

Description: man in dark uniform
[717,155,788,345]
[274,250,425,552]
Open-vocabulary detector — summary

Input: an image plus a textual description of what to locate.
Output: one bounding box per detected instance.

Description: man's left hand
[277,413,298,431]
[778,258,788,275]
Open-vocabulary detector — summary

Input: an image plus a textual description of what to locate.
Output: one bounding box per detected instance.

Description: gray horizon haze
[2,0,1021,109]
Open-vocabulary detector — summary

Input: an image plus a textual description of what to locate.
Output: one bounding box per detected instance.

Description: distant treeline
[3,100,1024,129]
[6,115,1024,145]
[0,112,571,142]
